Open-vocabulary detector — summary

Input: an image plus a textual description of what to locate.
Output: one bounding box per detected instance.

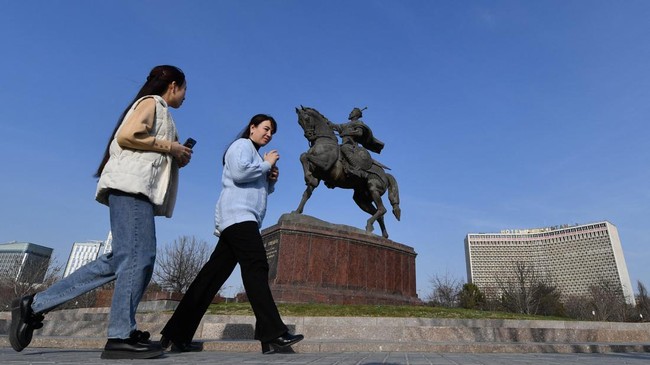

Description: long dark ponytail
[94,65,185,178]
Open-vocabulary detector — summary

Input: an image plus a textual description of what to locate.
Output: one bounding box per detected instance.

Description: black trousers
[161,221,288,343]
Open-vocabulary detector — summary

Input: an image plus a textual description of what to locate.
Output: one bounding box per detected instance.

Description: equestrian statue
[294,106,401,238]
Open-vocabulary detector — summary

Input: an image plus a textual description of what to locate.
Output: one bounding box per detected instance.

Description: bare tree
[564,294,593,320]
[496,261,562,316]
[153,236,213,293]
[589,278,630,321]
[0,256,62,310]
[563,280,636,322]
[637,280,649,321]
[427,271,462,307]
[496,261,538,314]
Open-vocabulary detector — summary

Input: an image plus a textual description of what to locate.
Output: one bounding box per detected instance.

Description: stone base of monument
[261,213,420,305]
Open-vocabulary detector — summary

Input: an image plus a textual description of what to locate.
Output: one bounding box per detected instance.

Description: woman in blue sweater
[160,114,303,354]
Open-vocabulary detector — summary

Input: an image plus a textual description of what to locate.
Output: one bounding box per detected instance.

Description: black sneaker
[100,332,163,359]
[9,294,44,352]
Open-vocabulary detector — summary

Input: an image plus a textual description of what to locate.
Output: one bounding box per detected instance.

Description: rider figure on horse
[333,107,385,180]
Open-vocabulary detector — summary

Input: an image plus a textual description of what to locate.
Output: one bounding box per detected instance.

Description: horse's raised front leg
[300,152,319,187]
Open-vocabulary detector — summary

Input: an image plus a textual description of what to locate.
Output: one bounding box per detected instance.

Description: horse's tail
[386,173,401,221]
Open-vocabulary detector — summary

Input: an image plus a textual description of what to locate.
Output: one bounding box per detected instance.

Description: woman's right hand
[171,142,192,167]
[264,150,280,166]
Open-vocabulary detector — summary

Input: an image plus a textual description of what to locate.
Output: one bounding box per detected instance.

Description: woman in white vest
[9,65,192,360]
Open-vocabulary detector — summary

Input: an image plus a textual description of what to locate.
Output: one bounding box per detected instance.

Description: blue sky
[2,1,650,299]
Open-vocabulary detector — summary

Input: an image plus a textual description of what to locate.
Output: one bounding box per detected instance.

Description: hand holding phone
[184,138,196,149]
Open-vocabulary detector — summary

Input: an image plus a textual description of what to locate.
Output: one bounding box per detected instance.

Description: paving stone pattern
[2,348,650,365]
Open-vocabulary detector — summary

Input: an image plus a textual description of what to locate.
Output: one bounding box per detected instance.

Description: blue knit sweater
[214,138,276,236]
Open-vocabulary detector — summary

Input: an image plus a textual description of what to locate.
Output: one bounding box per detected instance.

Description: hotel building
[465,221,634,304]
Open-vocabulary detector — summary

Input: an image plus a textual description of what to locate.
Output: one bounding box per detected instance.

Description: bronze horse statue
[293,106,401,238]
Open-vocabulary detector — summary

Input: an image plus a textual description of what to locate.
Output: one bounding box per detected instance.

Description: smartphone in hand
[183,138,196,149]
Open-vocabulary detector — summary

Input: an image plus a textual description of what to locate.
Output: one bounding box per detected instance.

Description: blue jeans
[31,191,157,339]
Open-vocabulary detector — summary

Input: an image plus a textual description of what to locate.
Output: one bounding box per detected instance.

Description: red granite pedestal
[261,213,420,305]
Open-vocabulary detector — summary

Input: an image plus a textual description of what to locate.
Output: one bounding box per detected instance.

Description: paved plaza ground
[2,348,650,365]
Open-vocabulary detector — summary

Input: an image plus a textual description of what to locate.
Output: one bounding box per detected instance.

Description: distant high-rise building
[62,232,113,278]
[465,221,634,304]
[0,242,53,283]
[62,240,103,277]
[103,231,113,254]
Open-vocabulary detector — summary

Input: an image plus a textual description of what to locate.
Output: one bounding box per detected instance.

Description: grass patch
[205,302,567,321]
